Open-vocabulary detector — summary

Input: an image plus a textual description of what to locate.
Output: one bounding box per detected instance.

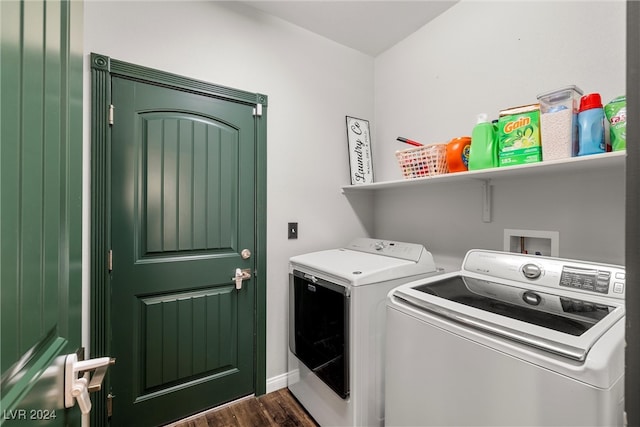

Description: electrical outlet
[288,222,298,239]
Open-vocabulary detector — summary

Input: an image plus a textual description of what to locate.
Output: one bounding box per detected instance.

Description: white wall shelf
[341,151,626,193]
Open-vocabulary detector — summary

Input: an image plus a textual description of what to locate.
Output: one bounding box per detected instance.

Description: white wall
[371,0,626,264]
[82,1,374,388]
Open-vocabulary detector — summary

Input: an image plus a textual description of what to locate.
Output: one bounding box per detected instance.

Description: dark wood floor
[168,388,319,427]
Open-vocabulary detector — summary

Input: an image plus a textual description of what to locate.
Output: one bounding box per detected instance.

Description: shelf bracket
[481,180,492,223]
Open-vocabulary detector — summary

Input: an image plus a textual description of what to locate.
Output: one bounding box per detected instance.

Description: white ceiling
[241,1,459,56]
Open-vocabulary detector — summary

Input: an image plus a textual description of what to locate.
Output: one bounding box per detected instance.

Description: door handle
[233,268,252,290]
[64,353,115,415]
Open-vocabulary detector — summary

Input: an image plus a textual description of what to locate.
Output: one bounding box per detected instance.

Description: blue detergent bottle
[577,93,606,156]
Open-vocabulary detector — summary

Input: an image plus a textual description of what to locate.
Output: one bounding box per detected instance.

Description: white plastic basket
[395,144,448,179]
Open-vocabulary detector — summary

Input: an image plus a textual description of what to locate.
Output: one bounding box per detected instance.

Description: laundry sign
[346,116,374,185]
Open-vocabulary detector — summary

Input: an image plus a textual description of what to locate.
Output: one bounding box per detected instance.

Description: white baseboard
[266,369,299,394]
[266,372,288,393]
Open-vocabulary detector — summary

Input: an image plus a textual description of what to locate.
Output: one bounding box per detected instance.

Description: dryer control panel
[346,238,425,262]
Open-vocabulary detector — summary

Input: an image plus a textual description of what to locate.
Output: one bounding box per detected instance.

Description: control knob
[522,263,542,279]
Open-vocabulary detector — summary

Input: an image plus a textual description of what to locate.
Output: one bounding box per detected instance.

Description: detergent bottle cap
[579,93,603,112]
[476,113,489,124]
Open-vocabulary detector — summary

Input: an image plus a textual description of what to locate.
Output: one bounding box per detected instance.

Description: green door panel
[109,77,256,426]
[141,113,238,254]
[1,0,83,425]
[141,287,238,389]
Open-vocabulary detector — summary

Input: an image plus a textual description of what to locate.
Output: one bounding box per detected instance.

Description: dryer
[385,249,626,426]
[287,238,444,427]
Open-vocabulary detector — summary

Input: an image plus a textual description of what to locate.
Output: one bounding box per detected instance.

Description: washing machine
[287,238,446,427]
[385,249,626,426]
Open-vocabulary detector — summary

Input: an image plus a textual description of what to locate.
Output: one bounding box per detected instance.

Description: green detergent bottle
[468,113,498,170]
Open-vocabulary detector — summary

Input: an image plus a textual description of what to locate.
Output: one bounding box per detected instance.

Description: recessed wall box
[503,229,559,257]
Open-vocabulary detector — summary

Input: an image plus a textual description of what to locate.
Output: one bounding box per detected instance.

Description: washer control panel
[559,266,613,294]
[463,250,625,299]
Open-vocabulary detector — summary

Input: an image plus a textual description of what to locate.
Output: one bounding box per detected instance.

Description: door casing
[89,53,267,426]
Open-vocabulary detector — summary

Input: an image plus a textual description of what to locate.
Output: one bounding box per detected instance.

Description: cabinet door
[1,0,83,424]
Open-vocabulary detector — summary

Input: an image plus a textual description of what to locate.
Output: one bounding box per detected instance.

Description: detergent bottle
[577,93,606,156]
[468,113,498,170]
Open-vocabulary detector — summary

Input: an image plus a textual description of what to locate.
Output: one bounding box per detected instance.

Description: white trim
[266,371,294,393]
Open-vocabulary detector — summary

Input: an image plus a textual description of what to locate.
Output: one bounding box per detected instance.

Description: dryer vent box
[504,229,559,257]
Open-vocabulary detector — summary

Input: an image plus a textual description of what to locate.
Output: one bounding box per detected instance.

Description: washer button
[613,282,624,293]
[615,272,626,280]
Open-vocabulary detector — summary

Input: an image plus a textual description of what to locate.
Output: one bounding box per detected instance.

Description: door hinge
[109,104,115,125]
[107,393,114,417]
[253,103,262,117]
[108,250,113,272]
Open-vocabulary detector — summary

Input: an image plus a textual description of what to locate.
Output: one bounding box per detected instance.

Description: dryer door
[289,270,350,399]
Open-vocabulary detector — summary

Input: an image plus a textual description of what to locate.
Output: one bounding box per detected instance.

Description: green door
[1,0,83,425]
[109,76,257,426]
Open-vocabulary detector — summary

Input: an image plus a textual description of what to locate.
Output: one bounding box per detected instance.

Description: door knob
[241,249,251,259]
[233,268,252,290]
